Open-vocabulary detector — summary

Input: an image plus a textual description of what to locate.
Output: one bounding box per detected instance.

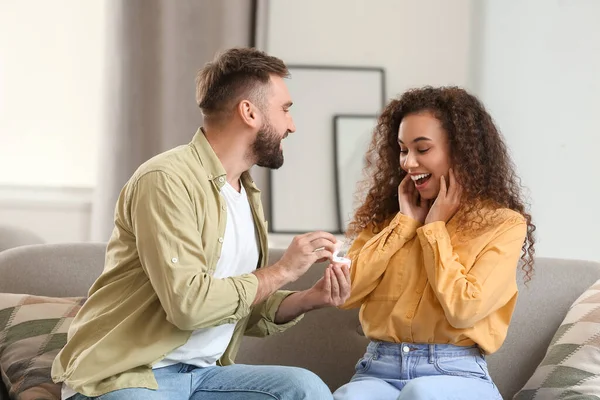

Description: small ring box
[332,255,351,267]
[331,250,352,268]
[332,241,352,267]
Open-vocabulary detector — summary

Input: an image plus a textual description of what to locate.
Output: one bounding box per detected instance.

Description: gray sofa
[1,242,599,399]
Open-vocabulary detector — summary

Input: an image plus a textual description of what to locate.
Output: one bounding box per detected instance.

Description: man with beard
[52,48,348,400]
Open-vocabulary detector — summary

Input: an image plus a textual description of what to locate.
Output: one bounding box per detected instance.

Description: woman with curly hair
[333,86,535,400]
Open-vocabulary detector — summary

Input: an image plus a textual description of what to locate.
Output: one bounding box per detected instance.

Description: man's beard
[252,121,285,169]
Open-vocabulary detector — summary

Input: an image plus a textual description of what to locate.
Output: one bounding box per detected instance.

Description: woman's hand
[425,169,462,225]
[398,174,430,224]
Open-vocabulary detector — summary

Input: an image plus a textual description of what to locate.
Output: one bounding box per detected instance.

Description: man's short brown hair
[196,47,289,122]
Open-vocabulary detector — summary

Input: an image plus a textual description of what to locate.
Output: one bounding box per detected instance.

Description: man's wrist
[296,289,323,312]
[269,261,297,284]
[274,290,314,324]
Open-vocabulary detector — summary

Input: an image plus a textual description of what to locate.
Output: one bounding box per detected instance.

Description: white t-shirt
[63,182,258,399]
[153,182,259,368]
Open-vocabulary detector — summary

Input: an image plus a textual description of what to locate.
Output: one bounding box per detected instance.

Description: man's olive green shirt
[51,129,301,396]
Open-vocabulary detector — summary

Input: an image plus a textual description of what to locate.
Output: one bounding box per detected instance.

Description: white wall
[263,0,600,262]
[265,0,473,98]
[2,0,597,260]
[0,0,104,242]
[475,0,600,261]
[258,0,474,247]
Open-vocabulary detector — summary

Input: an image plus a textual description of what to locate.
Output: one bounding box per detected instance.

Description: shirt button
[171,257,178,263]
[403,346,410,353]
[416,288,423,295]
[207,174,213,179]
[218,237,224,243]
[222,205,226,211]
[406,312,414,319]
[426,230,433,235]
[471,291,479,298]
[218,177,225,183]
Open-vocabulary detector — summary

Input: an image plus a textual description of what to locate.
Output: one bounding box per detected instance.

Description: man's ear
[238,100,261,129]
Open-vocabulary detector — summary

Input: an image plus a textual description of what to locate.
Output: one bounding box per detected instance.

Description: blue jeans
[333,341,502,400]
[69,363,332,399]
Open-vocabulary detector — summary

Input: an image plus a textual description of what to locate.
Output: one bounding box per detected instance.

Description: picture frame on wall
[269,65,386,233]
[333,114,379,233]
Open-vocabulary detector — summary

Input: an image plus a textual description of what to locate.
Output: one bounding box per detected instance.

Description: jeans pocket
[354,353,375,374]
[434,355,489,380]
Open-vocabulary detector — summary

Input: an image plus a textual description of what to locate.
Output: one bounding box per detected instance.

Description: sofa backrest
[0,242,106,297]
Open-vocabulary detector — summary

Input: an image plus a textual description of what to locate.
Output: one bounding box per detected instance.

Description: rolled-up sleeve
[244,290,303,337]
[130,171,259,331]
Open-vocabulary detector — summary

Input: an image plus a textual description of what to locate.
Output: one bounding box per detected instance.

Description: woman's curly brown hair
[347,86,536,282]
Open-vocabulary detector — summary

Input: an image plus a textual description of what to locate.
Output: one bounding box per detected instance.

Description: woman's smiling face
[398,111,451,200]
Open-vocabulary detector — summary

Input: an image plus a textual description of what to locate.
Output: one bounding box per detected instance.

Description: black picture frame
[333,114,380,233]
[268,65,386,234]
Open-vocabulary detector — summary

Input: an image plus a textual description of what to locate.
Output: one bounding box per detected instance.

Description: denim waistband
[367,341,483,358]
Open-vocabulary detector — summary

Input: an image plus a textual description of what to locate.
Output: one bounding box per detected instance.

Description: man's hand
[303,262,351,309]
[252,231,337,306]
[274,262,351,324]
[276,231,338,281]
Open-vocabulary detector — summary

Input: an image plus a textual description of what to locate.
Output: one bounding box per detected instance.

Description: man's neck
[202,126,253,191]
